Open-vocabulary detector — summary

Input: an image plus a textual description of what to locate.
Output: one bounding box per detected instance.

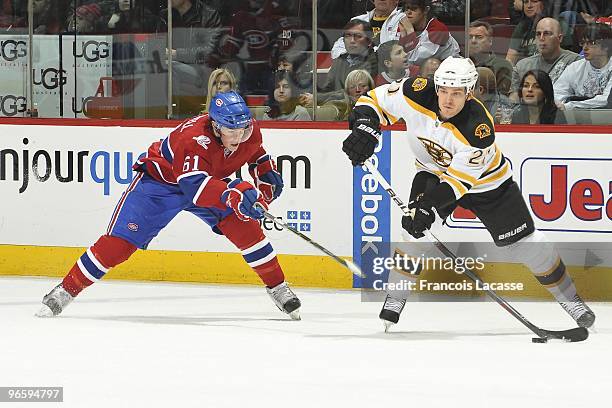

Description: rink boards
[0,122,611,297]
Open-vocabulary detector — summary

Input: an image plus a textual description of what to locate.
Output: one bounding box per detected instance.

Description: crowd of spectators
[1,0,611,121]
[513,68,565,123]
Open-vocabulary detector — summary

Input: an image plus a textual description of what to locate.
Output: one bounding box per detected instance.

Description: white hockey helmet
[434,56,479,93]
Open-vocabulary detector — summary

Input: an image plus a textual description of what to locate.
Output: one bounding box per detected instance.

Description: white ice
[1,277,610,408]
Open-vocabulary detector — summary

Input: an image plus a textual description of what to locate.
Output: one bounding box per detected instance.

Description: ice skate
[379,294,406,332]
[266,281,301,320]
[559,294,595,328]
[35,284,74,317]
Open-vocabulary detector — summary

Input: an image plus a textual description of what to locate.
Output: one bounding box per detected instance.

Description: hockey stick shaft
[255,204,364,278]
[363,159,585,340]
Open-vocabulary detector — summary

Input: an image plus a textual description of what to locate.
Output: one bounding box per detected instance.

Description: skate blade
[382,320,394,333]
[589,324,598,334]
[289,309,301,320]
[35,304,55,318]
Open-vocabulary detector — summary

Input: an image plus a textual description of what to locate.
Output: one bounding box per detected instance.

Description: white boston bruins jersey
[356,77,511,200]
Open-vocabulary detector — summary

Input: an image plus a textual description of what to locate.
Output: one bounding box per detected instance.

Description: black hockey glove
[402,196,436,239]
[342,117,381,166]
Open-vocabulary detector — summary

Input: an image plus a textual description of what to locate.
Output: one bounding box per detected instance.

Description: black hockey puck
[532,337,548,343]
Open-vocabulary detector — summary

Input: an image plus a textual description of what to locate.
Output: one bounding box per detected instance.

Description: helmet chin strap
[211,120,223,140]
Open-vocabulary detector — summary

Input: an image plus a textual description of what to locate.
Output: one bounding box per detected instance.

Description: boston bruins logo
[412,77,427,92]
[475,123,491,139]
[418,137,453,167]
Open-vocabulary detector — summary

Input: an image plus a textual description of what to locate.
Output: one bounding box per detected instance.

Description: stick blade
[541,327,589,342]
[345,259,365,278]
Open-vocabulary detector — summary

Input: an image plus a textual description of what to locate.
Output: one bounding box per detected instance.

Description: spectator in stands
[549,0,607,17]
[330,0,405,59]
[201,0,242,25]
[400,0,460,73]
[554,0,602,32]
[263,70,311,120]
[510,17,581,100]
[67,3,103,33]
[469,21,513,95]
[277,51,313,94]
[317,0,372,29]
[158,0,222,65]
[33,0,70,34]
[300,19,378,106]
[554,23,612,110]
[158,0,222,116]
[321,69,375,121]
[106,0,160,33]
[506,0,549,65]
[514,69,565,123]
[374,40,408,85]
[418,57,441,78]
[429,0,493,25]
[580,3,612,26]
[474,67,502,116]
[219,0,295,94]
[509,0,526,25]
[203,68,237,113]
[0,0,27,30]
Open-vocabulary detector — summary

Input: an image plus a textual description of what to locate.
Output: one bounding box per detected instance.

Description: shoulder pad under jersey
[447,99,496,149]
[401,77,438,114]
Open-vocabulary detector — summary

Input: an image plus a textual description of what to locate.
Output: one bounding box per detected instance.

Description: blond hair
[203,68,237,113]
[344,69,375,108]
[321,70,375,121]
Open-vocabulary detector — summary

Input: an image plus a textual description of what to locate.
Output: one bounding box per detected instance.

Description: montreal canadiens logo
[215,98,224,107]
[244,30,268,49]
[127,223,139,232]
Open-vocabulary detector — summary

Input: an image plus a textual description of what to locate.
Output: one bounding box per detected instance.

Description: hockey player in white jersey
[342,56,596,330]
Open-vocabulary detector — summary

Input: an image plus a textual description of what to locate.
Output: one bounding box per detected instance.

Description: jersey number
[468,146,494,167]
[469,150,484,166]
[183,155,200,172]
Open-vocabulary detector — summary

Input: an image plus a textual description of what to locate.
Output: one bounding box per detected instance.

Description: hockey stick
[363,159,588,342]
[254,203,365,278]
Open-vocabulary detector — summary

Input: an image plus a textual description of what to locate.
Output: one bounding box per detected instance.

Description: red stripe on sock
[61,263,94,297]
[253,257,284,288]
[217,214,286,287]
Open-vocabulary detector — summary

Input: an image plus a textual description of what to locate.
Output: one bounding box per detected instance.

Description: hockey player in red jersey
[36,91,301,320]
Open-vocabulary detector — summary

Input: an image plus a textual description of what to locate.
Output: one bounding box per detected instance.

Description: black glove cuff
[426,182,456,212]
[354,118,382,141]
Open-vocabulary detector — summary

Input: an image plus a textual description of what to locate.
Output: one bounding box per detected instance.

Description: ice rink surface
[1,277,610,408]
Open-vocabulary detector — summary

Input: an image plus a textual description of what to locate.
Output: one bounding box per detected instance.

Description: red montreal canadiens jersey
[135,114,267,209]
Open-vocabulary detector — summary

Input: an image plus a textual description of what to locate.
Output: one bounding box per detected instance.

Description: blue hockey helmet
[209,91,254,149]
[209,91,252,129]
